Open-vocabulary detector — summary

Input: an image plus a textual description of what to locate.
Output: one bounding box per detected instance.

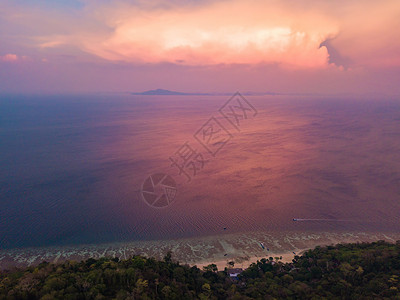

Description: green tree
[203,264,218,272]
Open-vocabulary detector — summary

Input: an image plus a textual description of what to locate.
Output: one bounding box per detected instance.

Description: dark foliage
[1,241,400,299]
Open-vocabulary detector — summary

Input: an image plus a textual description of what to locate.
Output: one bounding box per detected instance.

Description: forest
[1,240,400,299]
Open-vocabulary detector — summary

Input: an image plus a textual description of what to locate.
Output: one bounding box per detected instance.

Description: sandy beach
[195,251,303,271]
[1,230,400,270]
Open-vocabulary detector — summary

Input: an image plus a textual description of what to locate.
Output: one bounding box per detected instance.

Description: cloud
[0,0,338,68]
[1,54,18,62]
[77,0,338,68]
[1,0,400,70]
[324,0,400,68]
[319,38,352,69]
[85,0,400,69]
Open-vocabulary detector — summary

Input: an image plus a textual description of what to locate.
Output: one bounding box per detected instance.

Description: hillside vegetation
[1,241,400,299]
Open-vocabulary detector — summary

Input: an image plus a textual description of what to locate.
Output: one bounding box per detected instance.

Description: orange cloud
[2,0,400,69]
[1,54,18,62]
[80,0,338,68]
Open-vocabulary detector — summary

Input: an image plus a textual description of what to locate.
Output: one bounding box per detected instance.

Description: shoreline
[1,231,399,270]
[194,250,306,271]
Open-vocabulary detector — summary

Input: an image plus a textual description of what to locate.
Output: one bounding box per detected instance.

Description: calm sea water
[1,94,400,249]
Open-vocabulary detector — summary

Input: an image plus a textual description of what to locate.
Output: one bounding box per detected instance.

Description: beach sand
[1,231,399,270]
[195,251,303,271]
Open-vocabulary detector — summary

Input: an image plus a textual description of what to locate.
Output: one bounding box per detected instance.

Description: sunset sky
[1,0,399,94]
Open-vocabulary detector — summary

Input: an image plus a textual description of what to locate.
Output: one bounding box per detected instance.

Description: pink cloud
[0,0,399,95]
[1,54,18,62]
[3,0,400,70]
[79,0,338,68]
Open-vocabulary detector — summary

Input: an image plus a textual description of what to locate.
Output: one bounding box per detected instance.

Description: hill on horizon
[131,89,207,95]
[131,89,279,96]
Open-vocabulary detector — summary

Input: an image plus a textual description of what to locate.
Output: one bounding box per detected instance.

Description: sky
[0,0,399,95]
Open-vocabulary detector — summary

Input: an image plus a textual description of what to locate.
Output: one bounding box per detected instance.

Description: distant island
[131,89,209,96]
[131,89,278,96]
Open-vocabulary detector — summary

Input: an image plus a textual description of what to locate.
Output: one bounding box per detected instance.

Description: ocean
[1,94,400,250]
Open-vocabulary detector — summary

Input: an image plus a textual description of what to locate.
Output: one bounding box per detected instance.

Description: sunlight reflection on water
[1,94,400,249]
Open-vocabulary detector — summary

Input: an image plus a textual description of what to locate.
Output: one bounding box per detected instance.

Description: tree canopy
[1,241,400,299]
